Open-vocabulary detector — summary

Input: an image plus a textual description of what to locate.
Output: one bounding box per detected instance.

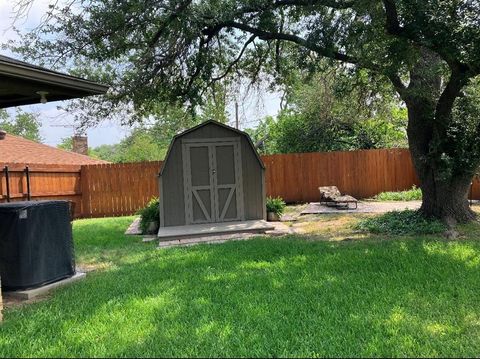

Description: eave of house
[0,55,108,108]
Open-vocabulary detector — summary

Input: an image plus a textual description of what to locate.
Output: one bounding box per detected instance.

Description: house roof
[0,54,108,108]
[159,120,265,176]
[0,133,108,166]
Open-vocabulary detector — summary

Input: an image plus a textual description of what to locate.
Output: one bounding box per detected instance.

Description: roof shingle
[0,133,109,165]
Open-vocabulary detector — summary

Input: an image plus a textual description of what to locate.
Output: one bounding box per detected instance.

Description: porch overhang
[0,55,108,108]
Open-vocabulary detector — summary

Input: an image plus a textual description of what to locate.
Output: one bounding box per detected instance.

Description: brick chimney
[72,135,88,155]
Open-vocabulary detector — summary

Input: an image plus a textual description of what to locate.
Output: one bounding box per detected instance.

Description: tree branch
[266,0,355,10]
[382,0,473,75]
[211,34,256,81]
[382,0,401,34]
[387,73,407,98]
[233,0,354,16]
[148,0,193,49]
[182,36,211,96]
[435,69,469,125]
[220,21,359,65]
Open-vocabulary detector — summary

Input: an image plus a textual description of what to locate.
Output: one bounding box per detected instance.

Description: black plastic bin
[0,200,75,291]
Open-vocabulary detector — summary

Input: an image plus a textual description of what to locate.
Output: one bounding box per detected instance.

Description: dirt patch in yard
[284,214,370,241]
[281,201,480,242]
[2,292,51,309]
[300,200,421,214]
[472,203,480,214]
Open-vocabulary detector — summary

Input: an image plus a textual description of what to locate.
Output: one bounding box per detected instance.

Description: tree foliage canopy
[248,66,408,154]
[13,0,480,108]
[0,109,42,142]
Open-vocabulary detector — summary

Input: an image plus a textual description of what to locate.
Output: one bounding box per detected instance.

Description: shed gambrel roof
[159,120,265,176]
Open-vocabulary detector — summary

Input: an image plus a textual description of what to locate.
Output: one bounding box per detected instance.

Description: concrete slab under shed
[157,220,275,241]
[3,272,86,300]
[158,232,261,248]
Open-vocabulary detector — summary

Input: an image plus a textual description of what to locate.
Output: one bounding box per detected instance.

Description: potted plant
[137,197,160,234]
[266,196,286,221]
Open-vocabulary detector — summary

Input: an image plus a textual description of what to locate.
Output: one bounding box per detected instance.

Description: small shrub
[266,196,286,216]
[355,210,446,235]
[136,197,159,234]
[374,185,423,201]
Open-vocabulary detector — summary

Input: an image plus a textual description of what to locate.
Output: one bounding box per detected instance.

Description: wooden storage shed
[158,120,266,229]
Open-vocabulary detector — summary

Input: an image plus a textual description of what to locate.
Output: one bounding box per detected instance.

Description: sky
[0,0,281,148]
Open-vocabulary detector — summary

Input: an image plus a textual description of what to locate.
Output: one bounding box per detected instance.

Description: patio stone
[125,218,142,235]
[301,201,421,215]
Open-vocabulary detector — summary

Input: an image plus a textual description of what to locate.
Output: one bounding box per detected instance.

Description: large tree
[13,0,480,223]
[248,67,408,154]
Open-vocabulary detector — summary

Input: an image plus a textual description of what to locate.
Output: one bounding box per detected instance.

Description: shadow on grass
[1,219,480,357]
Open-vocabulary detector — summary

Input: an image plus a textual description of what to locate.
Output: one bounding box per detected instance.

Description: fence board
[0,163,83,217]
[2,150,479,219]
[79,161,163,218]
[261,148,423,201]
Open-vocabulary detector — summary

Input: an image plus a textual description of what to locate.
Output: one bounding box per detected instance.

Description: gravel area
[300,201,422,215]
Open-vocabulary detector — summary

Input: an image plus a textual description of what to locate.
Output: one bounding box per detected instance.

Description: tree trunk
[406,95,477,224]
[396,48,479,224]
[418,173,475,223]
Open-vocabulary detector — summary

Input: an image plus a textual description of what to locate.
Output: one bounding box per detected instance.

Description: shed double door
[182,138,244,224]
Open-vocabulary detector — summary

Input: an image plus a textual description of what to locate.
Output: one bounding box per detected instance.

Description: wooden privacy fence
[0,164,83,217]
[263,148,419,202]
[81,162,162,218]
[1,149,479,218]
[262,148,479,202]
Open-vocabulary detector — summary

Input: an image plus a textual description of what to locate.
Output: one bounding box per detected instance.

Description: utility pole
[235,101,239,129]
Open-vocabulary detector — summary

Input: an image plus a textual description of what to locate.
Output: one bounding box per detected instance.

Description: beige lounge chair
[319,186,358,209]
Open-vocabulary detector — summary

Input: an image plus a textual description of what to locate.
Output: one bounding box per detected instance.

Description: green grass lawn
[373,186,423,201]
[1,216,480,357]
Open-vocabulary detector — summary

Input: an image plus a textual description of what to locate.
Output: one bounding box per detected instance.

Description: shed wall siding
[240,136,264,220]
[162,141,186,226]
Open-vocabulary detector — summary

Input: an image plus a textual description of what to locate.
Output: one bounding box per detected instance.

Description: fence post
[0,277,3,322]
[4,166,10,202]
[80,165,91,218]
[25,166,31,201]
